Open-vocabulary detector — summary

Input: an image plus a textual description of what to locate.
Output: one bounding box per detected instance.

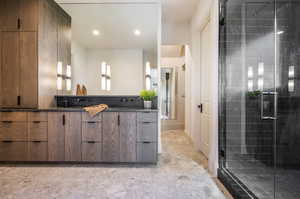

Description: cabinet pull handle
[3,140,13,143]
[17,18,21,29]
[33,121,41,123]
[143,141,151,144]
[17,96,21,106]
[142,121,152,124]
[87,121,96,124]
[62,114,66,126]
[32,141,41,143]
[87,141,96,144]
[118,115,120,126]
[2,121,13,123]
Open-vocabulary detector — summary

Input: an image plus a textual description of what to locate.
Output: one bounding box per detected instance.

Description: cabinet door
[2,0,20,31]
[0,31,2,107]
[102,112,120,162]
[19,0,38,31]
[48,112,65,161]
[0,141,28,161]
[1,32,20,107]
[20,32,38,108]
[120,112,137,162]
[65,112,82,161]
[28,141,47,161]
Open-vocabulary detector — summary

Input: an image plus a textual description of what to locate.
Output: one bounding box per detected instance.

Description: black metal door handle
[198,104,203,113]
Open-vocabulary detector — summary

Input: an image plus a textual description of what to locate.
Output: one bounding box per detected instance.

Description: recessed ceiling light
[93,30,100,36]
[134,29,141,36]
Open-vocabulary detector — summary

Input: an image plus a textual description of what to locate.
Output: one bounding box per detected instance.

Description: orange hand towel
[83,104,109,117]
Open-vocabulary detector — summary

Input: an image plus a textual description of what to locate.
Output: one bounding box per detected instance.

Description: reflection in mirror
[60,3,159,95]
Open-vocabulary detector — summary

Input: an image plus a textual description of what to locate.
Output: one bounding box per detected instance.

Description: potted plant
[140,90,156,109]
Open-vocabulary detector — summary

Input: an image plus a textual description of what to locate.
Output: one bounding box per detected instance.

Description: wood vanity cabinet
[48,112,82,161]
[0,0,71,108]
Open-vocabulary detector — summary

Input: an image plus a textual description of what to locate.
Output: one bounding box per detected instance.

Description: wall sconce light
[57,61,63,90]
[145,62,151,90]
[66,65,72,91]
[288,66,295,92]
[101,62,111,91]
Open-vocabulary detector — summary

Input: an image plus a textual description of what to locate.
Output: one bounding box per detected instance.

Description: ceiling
[60,3,158,51]
[57,0,199,24]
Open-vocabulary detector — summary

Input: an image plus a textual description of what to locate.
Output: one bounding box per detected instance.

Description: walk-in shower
[218,0,300,198]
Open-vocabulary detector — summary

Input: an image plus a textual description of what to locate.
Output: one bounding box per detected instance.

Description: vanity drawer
[137,142,157,163]
[0,112,27,122]
[0,122,28,141]
[82,112,102,122]
[28,112,48,122]
[82,122,102,142]
[137,112,157,123]
[82,142,102,162]
[28,141,48,161]
[28,121,47,141]
[0,141,28,161]
[137,122,157,142]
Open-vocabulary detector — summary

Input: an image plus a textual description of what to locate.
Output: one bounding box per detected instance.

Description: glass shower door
[275,0,300,198]
[220,0,277,198]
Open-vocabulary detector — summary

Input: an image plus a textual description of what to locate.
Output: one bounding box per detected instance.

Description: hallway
[0,130,227,199]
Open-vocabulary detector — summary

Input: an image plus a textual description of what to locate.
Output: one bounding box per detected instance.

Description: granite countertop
[0,107,159,112]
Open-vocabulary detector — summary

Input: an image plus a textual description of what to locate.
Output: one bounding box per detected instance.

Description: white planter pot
[144,101,152,109]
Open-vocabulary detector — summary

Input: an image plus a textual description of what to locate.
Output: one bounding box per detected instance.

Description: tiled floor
[0,130,228,199]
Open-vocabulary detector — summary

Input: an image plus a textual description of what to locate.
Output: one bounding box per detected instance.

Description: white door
[199,20,212,158]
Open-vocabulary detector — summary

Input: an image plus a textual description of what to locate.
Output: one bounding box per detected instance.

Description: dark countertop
[0,107,159,112]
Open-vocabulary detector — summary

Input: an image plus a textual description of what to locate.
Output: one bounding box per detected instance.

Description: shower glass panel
[219,0,277,198]
[220,0,300,198]
[161,68,176,120]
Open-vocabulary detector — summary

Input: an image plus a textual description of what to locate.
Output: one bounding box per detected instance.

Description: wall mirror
[58,2,159,95]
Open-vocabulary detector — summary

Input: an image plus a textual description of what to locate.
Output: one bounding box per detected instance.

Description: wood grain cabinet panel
[0,31,2,106]
[19,0,38,31]
[82,112,102,122]
[28,141,47,161]
[137,142,157,163]
[120,112,137,162]
[137,122,157,142]
[48,112,65,161]
[1,32,20,107]
[28,121,47,141]
[137,112,157,123]
[2,0,20,31]
[65,112,82,161]
[20,32,38,108]
[0,141,28,161]
[0,122,27,141]
[28,112,48,122]
[82,122,102,142]
[82,142,101,162]
[102,112,120,162]
[0,112,27,121]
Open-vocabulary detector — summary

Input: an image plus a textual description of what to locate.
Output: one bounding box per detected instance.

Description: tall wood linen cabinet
[0,0,71,108]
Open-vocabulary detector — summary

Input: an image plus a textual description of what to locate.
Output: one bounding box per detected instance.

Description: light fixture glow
[288,80,294,92]
[107,79,111,91]
[146,77,151,90]
[277,31,284,35]
[146,62,151,76]
[134,29,141,36]
[258,62,264,76]
[93,30,100,36]
[66,65,71,77]
[101,77,106,90]
[101,62,107,75]
[106,65,111,78]
[258,78,264,91]
[248,66,253,78]
[66,79,71,91]
[289,66,295,78]
[57,62,63,75]
[57,77,62,90]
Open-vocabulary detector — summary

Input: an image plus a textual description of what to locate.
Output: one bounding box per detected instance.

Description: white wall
[185,0,219,176]
[71,42,88,90]
[72,48,144,95]
[162,22,190,45]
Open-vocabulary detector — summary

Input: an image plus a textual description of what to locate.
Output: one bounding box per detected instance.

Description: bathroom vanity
[0,108,158,163]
